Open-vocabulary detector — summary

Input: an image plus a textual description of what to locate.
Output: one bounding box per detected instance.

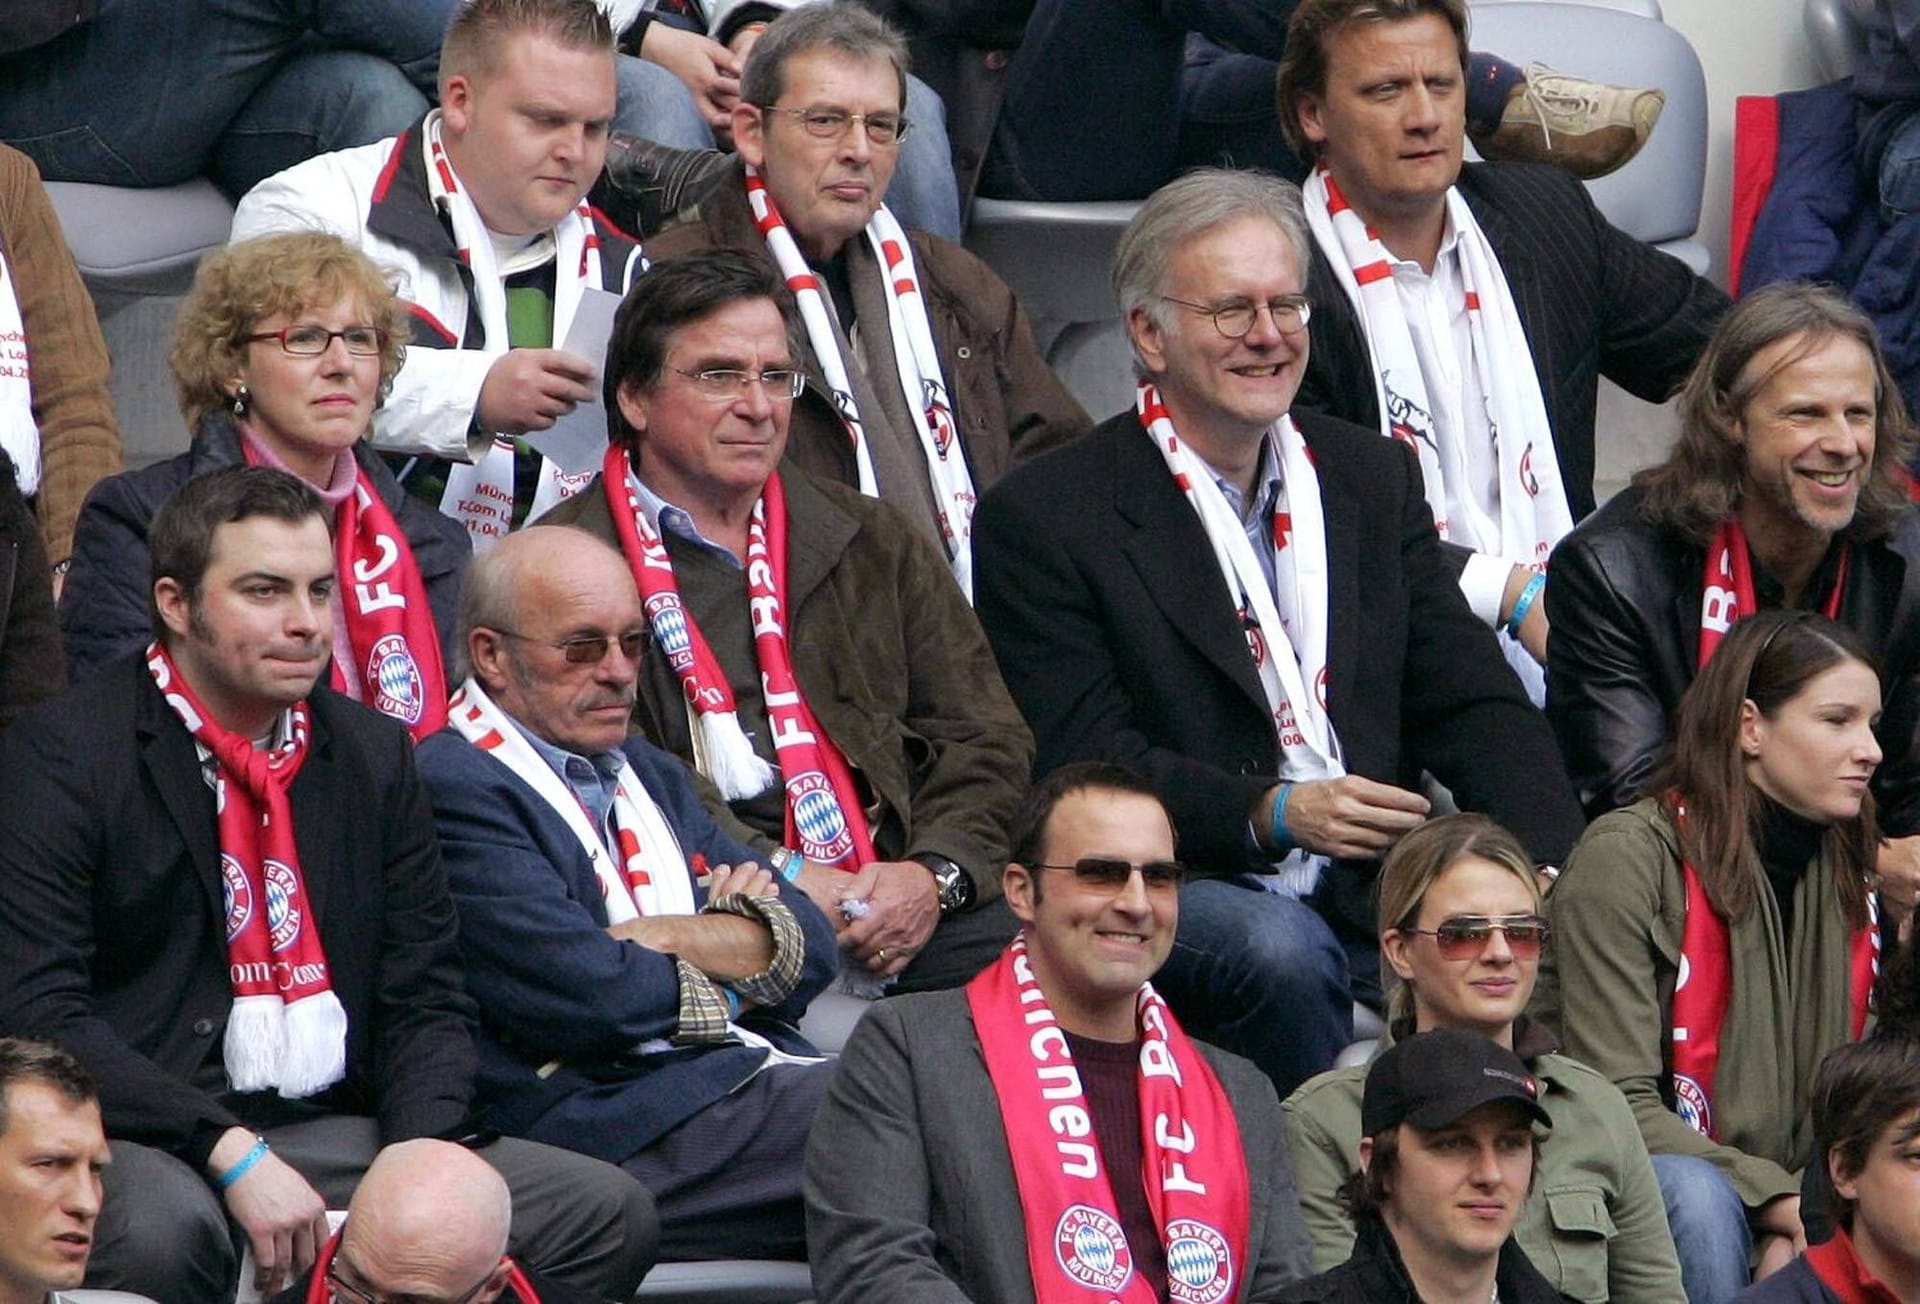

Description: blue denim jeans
[0,0,442,196]
[1651,1152,1754,1304]
[981,0,1522,202]
[1148,874,1353,1097]
[1868,103,1920,219]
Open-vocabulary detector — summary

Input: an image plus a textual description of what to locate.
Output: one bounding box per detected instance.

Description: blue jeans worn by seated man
[981,0,1522,202]
[0,0,443,198]
[1148,874,1354,1098]
[1650,1152,1754,1304]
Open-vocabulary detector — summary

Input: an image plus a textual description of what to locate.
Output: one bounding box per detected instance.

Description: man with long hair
[1546,282,1920,910]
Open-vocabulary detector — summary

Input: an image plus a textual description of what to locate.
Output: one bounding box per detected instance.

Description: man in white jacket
[232,0,648,550]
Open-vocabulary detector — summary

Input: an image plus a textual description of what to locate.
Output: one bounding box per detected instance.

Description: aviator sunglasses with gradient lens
[1030,857,1186,894]
[494,629,648,665]
[1399,914,1550,960]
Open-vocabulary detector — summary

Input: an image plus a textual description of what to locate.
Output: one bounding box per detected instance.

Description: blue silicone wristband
[772,848,802,883]
[1505,571,1547,639]
[216,1136,270,1191]
[1269,782,1297,855]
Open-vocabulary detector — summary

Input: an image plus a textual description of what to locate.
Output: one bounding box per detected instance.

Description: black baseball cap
[1361,1029,1553,1135]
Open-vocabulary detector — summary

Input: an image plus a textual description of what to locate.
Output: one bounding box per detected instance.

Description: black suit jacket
[1297,162,1730,528]
[973,409,1585,935]
[0,658,478,1166]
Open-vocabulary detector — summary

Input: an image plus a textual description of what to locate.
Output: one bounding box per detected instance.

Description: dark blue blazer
[416,727,839,1164]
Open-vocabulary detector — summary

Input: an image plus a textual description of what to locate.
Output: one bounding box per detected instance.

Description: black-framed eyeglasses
[1399,914,1550,960]
[667,366,807,401]
[757,104,912,145]
[1159,295,1312,339]
[493,628,647,665]
[1030,857,1186,894]
[244,325,390,357]
[326,1257,496,1304]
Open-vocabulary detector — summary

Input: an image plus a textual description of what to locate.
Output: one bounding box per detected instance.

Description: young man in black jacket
[1278,1030,1574,1304]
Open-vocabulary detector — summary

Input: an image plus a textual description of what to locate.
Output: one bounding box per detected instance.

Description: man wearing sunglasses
[975,169,1584,1101]
[232,0,648,548]
[417,525,840,1262]
[0,469,656,1302]
[642,4,1088,596]
[806,761,1312,1302]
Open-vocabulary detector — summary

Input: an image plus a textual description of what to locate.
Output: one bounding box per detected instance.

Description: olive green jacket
[1281,1019,1682,1303]
[1533,799,1867,1211]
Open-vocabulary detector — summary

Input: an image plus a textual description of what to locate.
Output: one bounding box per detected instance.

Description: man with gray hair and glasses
[974,168,1583,1099]
[643,3,1088,598]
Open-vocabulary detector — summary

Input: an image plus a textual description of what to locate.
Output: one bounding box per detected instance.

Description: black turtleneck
[1755,795,1825,941]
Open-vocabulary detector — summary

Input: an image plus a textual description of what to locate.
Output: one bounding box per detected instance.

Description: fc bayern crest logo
[368,634,424,726]
[221,854,253,941]
[1165,1219,1234,1304]
[264,860,303,952]
[789,771,853,862]
[647,598,692,657]
[1053,1205,1133,1293]
[1673,1073,1712,1136]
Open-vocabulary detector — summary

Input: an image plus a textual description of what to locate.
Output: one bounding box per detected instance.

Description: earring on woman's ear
[232,383,249,419]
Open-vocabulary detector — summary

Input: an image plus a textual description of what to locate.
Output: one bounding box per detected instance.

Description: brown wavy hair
[1650,609,1878,926]
[1635,282,1916,547]
[170,232,408,434]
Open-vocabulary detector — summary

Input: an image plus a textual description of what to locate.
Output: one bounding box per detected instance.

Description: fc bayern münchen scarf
[0,244,40,494]
[1697,516,1850,668]
[605,447,877,869]
[744,167,979,597]
[424,112,602,548]
[1667,801,1877,1139]
[146,642,346,1098]
[447,678,696,920]
[968,936,1250,1304]
[1138,381,1341,893]
[240,440,447,741]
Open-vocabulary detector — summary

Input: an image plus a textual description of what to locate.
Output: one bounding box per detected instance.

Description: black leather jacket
[1544,482,1920,831]
[1275,1213,1575,1304]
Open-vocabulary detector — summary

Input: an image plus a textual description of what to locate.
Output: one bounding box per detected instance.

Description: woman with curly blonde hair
[59,232,468,738]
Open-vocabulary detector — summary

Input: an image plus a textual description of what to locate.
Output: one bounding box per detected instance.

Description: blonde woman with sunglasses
[1539,610,1893,1303]
[1283,812,1683,1302]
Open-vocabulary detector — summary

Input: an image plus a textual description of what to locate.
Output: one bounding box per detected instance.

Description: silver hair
[738,3,909,112]
[1111,168,1314,372]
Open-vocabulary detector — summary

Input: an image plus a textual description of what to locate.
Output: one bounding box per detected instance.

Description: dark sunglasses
[1399,914,1550,960]
[494,628,648,665]
[1030,857,1186,893]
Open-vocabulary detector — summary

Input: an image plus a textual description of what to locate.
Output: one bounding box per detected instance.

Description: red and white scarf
[425,111,603,549]
[968,936,1250,1304]
[604,447,877,870]
[1139,381,1341,892]
[1667,802,1878,1139]
[744,168,978,597]
[1697,517,1851,668]
[1304,167,1569,692]
[0,245,39,494]
[241,442,449,740]
[447,678,695,920]
[146,642,346,1098]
